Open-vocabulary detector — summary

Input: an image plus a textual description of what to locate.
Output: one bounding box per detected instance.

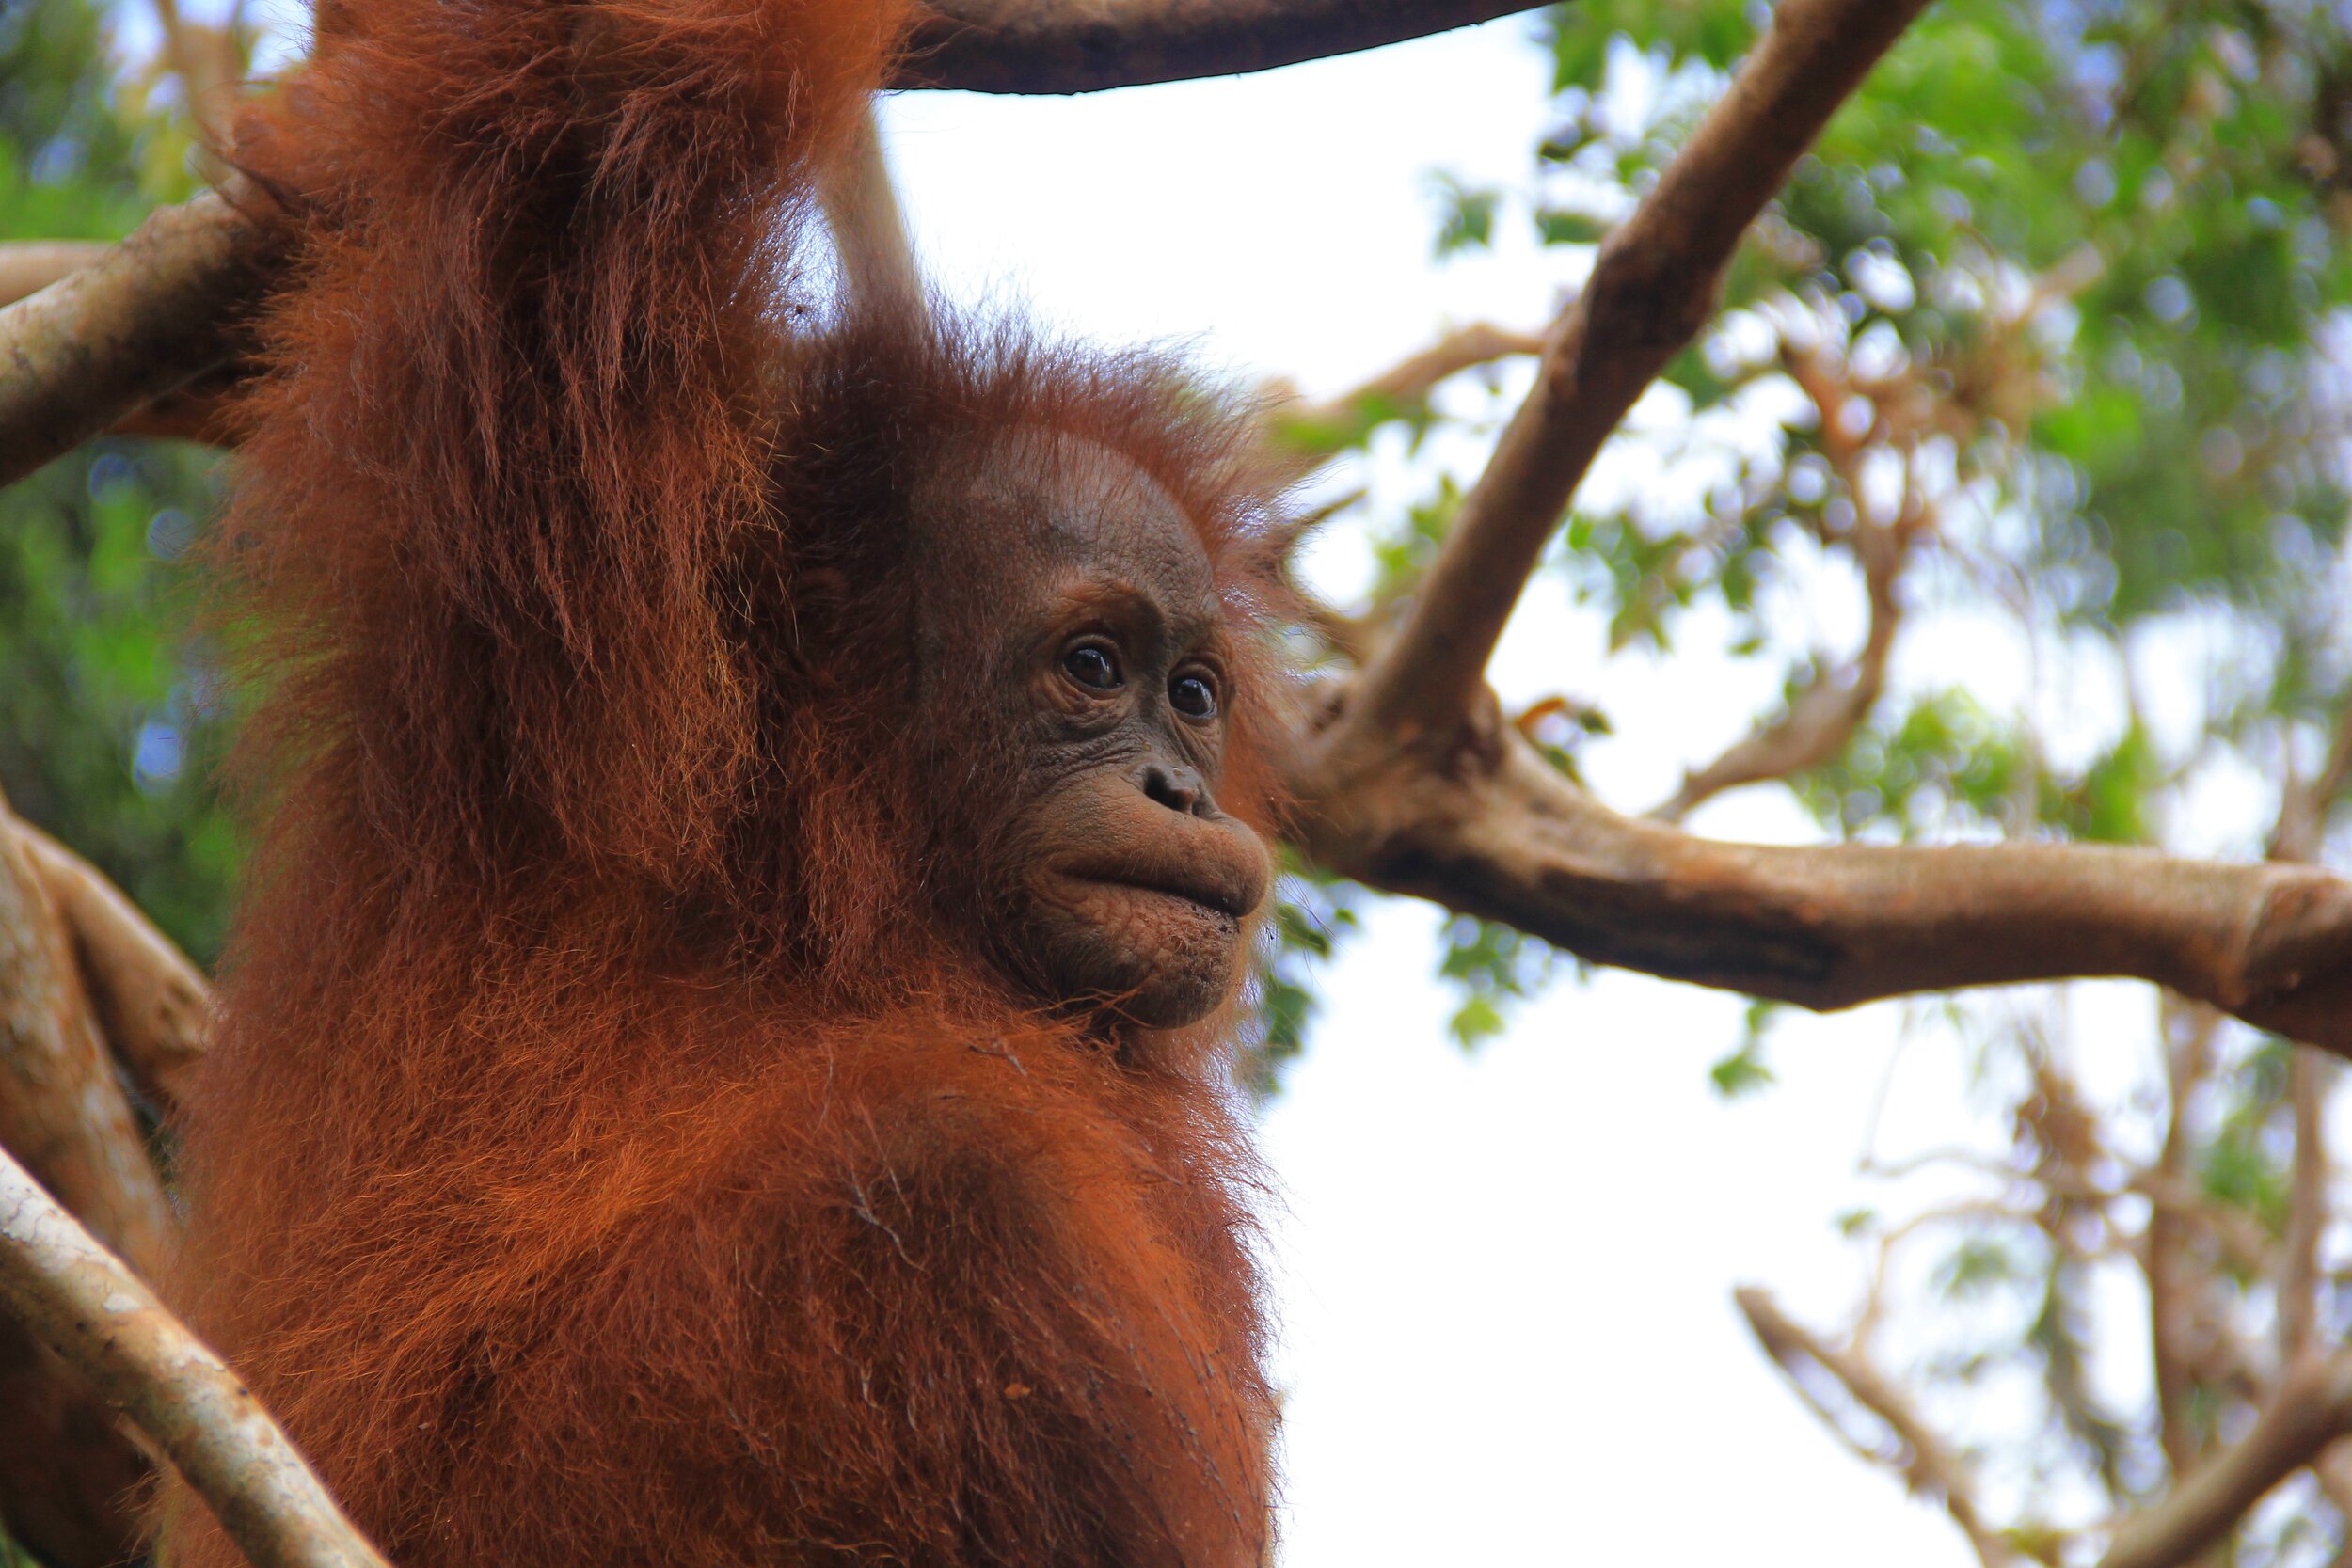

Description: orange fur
[164,2,1289,1563]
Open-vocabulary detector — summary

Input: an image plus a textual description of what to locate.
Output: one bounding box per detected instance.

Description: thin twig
[1736,1286,2020,1568]
[0,1141,391,1568]
[1647,546,1903,821]
[1649,338,1931,822]
[2149,995,2220,1481]
[1327,0,1934,754]
[1265,322,1545,484]
[2283,1047,2326,1360]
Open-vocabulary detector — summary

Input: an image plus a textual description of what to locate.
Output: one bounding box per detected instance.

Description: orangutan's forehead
[915,429,1217,608]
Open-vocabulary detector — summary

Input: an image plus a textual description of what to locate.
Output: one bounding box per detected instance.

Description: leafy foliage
[0,0,235,963]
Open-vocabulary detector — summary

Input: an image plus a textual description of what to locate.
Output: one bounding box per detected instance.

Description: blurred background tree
[0,0,236,966]
[1257,1,2352,1560]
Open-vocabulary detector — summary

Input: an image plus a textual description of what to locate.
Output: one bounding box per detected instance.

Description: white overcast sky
[119,5,2218,1560]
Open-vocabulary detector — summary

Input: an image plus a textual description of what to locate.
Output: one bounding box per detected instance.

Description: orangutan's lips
[1076,875,1247,920]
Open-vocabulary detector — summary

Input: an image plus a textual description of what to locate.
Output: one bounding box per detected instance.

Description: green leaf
[1534,207,1609,246]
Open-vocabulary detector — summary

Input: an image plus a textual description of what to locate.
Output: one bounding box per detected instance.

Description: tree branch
[2281,1046,2326,1360]
[0,1141,392,1568]
[1650,338,1931,822]
[0,822,169,1270]
[0,242,108,308]
[2147,996,2218,1481]
[1648,551,1902,821]
[2097,1353,2352,1568]
[895,0,1543,94]
[1324,0,1932,754]
[2268,699,2348,1368]
[1265,322,1545,483]
[16,822,210,1117]
[0,182,277,487]
[0,795,176,1566]
[822,105,925,322]
[1286,715,2352,1056]
[1736,1286,2019,1567]
[0,241,243,447]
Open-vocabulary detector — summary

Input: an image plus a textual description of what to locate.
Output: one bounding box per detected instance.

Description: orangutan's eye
[1063,643,1122,691]
[1169,672,1218,720]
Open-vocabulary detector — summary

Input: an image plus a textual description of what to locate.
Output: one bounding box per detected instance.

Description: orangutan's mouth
[1065,870,1250,921]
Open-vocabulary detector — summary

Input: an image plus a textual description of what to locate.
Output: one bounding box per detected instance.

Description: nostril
[1141,763,1206,816]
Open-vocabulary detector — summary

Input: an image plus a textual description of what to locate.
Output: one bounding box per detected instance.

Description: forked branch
[0,792,176,1564]
[1330,0,1933,753]
[1288,717,2352,1056]
[2096,1352,2352,1568]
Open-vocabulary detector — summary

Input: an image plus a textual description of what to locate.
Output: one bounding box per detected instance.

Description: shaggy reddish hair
[163,0,1294,1563]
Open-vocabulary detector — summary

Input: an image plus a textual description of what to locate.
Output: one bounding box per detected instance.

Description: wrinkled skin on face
[909,433,1271,1029]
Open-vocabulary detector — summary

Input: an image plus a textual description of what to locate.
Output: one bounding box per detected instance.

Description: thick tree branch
[1286,714,2352,1056]
[0,241,243,447]
[0,242,109,308]
[17,823,211,1116]
[1736,1286,2018,1568]
[0,183,276,487]
[1327,0,1932,755]
[2097,1352,2352,1568]
[896,0,1543,94]
[0,1141,392,1568]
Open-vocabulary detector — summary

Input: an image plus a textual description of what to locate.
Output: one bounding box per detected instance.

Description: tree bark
[0,1141,392,1568]
[0,799,175,1567]
[1286,714,2352,1057]
[0,183,277,486]
[19,822,211,1117]
[897,0,1544,93]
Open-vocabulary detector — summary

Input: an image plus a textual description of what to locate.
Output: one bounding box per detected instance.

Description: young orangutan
[161,2,1295,1564]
